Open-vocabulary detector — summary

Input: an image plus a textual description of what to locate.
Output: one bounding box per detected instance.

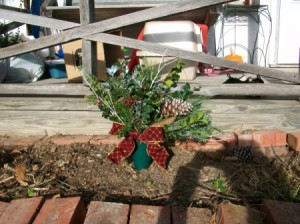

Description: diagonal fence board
[0,0,299,83]
[0,8,79,30]
[87,34,300,83]
[0,11,299,82]
[0,0,232,58]
[0,83,299,97]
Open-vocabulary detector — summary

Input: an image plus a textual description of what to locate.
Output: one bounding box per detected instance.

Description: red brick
[130,205,171,224]
[50,135,93,145]
[217,203,263,224]
[287,132,300,151]
[0,136,41,147]
[0,201,9,217]
[0,196,44,224]
[84,201,129,224]
[261,199,300,224]
[90,135,122,145]
[238,130,286,148]
[33,197,86,224]
[176,134,237,151]
[172,206,211,224]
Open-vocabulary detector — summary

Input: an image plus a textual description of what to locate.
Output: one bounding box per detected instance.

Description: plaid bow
[107,123,169,169]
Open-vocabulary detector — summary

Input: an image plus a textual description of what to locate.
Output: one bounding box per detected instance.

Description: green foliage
[207,174,228,193]
[27,188,37,197]
[81,58,216,140]
[0,23,20,48]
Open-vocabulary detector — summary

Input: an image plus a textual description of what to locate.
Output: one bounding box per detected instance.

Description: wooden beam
[87,33,300,83]
[1,97,299,114]
[0,110,113,136]
[0,83,299,97]
[195,84,300,97]
[80,0,97,76]
[0,8,79,30]
[40,0,57,17]
[0,0,232,58]
[0,4,29,13]
[1,110,299,136]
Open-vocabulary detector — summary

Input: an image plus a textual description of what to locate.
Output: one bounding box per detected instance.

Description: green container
[132,141,153,171]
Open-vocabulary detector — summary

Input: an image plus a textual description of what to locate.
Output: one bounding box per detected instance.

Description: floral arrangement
[80,59,216,169]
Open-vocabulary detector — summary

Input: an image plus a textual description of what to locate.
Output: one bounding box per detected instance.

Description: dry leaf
[15,164,27,181]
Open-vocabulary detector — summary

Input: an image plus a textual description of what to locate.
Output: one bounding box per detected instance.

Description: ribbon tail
[147,143,169,169]
[107,135,135,164]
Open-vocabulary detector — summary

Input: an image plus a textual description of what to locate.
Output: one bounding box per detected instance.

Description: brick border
[1,129,299,156]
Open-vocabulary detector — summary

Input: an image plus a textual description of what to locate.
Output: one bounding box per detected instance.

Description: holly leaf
[165,79,174,88]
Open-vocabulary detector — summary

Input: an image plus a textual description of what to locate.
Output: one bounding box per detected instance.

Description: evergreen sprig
[81,58,216,141]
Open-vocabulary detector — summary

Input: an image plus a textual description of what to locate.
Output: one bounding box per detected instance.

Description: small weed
[146,180,153,188]
[207,174,228,193]
[27,188,37,197]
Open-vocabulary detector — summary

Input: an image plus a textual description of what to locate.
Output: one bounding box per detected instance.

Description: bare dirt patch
[0,136,299,210]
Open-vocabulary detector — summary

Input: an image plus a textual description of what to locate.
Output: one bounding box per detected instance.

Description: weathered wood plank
[0,111,113,136]
[194,83,300,96]
[1,83,299,97]
[202,99,300,114]
[211,113,300,133]
[0,110,299,136]
[80,0,97,76]
[0,8,79,30]
[0,0,232,58]
[0,97,98,111]
[0,4,29,13]
[0,84,88,96]
[1,98,299,115]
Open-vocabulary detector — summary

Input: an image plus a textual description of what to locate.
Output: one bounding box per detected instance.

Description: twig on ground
[57,179,78,191]
[0,176,14,184]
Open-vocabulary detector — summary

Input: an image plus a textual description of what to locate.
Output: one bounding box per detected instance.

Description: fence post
[80,0,97,82]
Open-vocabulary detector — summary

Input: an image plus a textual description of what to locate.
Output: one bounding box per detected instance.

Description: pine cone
[161,98,193,116]
[230,145,252,162]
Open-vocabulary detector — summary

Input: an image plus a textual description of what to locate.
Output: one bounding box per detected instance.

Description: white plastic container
[136,21,203,80]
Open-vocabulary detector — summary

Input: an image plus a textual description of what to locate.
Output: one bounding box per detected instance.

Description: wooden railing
[0,0,300,85]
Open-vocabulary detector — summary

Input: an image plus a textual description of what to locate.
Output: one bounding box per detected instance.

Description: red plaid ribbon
[107,123,169,169]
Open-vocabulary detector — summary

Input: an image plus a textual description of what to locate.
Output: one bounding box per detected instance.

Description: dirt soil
[0,136,299,211]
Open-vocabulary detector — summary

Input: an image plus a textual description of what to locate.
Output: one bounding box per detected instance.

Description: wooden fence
[0,0,300,88]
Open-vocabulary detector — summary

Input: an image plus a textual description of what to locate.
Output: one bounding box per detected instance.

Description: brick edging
[1,130,300,155]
